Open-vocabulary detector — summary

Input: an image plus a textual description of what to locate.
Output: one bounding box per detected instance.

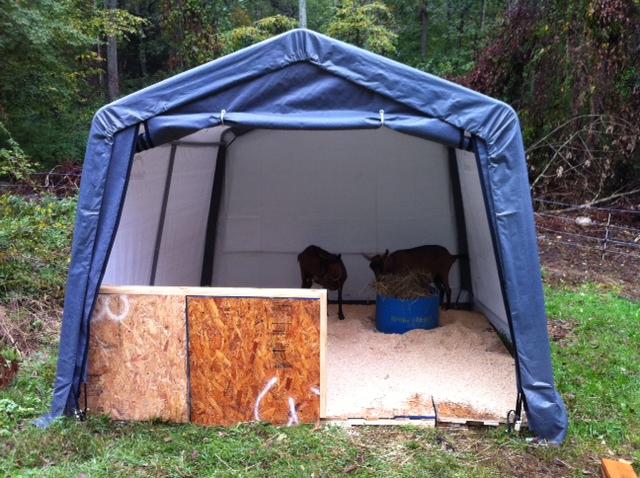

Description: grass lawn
[0,285,638,477]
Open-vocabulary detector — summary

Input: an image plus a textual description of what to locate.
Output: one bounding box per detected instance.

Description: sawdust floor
[325,304,517,422]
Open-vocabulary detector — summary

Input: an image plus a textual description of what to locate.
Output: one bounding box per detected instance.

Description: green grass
[546,285,640,455]
[0,285,638,477]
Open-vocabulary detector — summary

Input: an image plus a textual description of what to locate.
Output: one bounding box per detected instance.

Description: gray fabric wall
[456,149,509,334]
[103,128,221,286]
[211,128,463,301]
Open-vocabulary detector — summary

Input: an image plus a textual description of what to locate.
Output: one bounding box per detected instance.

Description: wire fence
[533,197,640,216]
[534,198,640,263]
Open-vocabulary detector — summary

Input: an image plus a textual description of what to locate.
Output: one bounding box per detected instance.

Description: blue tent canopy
[37,29,568,443]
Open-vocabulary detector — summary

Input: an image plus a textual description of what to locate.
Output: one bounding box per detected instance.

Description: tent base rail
[324,417,436,427]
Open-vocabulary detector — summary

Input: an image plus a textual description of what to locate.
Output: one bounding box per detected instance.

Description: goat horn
[361,253,374,261]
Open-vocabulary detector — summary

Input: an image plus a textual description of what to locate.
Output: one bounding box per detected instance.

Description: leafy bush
[326,0,397,56]
[0,346,20,364]
[0,121,37,182]
[223,15,298,54]
[0,351,55,436]
[0,194,76,303]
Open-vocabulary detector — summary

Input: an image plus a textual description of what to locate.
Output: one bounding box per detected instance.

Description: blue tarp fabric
[37,29,568,443]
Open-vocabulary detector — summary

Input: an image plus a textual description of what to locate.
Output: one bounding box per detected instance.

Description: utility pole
[420,1,429,59]
[299,0,307,28]
[105,0,120,101]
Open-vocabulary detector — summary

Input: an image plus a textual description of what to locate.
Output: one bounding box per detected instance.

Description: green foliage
[0,346,20,364]
[0,121,37,182]
[0,195,77,303]
[326,0,397,56]
[0,0,146,169]
[159,0,226,69]
[389,0,506,78]
[0,1,98,168]
[91,7,149,40]
[223,15,298,54]
[0,351,55,437]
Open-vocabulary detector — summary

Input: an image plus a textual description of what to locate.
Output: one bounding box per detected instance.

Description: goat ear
[337,253,342,259]
[384,249,389,256]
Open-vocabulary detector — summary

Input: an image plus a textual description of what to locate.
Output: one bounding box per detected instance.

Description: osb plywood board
[187,297,321,426]
[85,293,189,422]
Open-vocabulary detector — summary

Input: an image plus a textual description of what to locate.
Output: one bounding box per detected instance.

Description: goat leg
[441,276,452,310]
[338,285,345,320]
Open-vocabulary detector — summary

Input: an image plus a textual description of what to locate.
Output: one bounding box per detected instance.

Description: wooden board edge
[100,285,326,299]
[601,459,638,478]
[319,289,327,419]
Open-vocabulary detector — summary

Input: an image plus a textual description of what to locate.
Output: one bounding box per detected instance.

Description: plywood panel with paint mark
[85,293,189,422]
[187,297,321,426]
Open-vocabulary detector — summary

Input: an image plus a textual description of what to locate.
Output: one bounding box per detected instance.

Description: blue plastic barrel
[375,294,440,334]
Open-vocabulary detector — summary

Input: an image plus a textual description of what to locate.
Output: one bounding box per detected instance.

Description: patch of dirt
[0,359,19,389]
[0,301,62,356]
[536,212,640,301]
[547,318,577,347]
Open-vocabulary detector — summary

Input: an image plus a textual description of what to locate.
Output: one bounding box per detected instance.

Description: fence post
[601,211,612,260]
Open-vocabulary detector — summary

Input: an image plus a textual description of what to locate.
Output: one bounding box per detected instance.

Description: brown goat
[298,245,348,320]
[364,245,463,309]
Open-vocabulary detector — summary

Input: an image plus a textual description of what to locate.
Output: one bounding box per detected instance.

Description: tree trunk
[105,0,119,101]
[139,40,148,78]
[446,0,453,48]
[135,1,148,78]
[457,1,472,50]
[299,0,307,28]
[420,1,429,59]
[480,0,486,31]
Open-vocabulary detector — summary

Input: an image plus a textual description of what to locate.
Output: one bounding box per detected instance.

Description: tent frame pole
[448,147,472,305]
[150,143,178,285]
[200,141,228,286]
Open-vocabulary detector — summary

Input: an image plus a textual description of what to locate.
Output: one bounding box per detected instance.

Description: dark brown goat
[364,245,463,309]
[298,245,347,320]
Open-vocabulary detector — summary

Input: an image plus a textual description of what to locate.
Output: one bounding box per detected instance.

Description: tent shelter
[39,29,568,443]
